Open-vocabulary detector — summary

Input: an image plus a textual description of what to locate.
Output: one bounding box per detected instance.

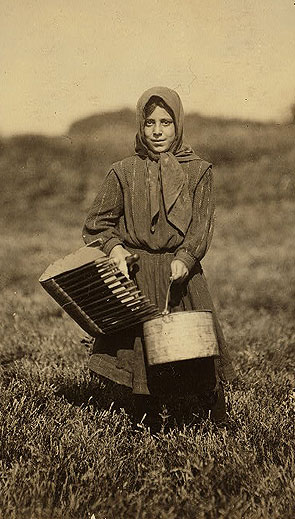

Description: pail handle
[163,277,174,315]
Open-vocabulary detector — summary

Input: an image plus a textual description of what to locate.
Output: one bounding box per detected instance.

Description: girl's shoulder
[111,155,142,172]
[185,157,213,185]
[109,155,145,182]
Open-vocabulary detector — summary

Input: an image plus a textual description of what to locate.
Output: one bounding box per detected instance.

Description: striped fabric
[83,156,236,395]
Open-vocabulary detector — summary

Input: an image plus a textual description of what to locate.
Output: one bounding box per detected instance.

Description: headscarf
[135,86,200,235]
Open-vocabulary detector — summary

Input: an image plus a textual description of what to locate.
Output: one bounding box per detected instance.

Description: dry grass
[0,117,295,518]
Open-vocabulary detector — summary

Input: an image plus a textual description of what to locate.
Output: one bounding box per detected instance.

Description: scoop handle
[126,253,139,266]
[126,253,139,276]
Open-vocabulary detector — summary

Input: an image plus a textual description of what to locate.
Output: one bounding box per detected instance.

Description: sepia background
[1,1,295,518]
[1,0,295,135]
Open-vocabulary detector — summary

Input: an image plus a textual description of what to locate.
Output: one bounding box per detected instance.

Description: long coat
[82,155,236,395]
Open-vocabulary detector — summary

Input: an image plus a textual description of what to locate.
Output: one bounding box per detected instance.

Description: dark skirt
[89,248,236,395]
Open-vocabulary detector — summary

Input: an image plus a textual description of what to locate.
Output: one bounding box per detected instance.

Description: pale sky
[1,0,295,135]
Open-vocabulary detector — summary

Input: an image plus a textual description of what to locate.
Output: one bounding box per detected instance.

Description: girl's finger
[122,264,130,279]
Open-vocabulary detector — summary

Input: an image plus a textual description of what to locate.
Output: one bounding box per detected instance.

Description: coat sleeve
[82,169,124,255]
[174,167,215,271]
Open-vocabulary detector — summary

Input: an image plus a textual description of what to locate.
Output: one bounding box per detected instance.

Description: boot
[210,383,228,427]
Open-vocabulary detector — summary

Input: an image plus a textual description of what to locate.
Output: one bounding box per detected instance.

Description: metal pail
[143,309,219,365]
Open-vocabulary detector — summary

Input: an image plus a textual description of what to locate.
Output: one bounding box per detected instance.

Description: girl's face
[144,106,176,153]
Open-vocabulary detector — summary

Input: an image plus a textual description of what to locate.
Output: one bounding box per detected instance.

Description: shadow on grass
[55,373,211,433]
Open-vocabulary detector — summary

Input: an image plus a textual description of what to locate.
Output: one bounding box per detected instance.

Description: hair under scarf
[135,87,200,235]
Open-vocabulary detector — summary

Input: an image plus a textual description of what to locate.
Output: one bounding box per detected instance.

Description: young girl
[82,87,235,426]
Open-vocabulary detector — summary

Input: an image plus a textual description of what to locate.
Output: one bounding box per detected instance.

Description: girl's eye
[144,119,173,127]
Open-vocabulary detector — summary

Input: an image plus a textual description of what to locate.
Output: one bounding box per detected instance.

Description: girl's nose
[153,123,162,136]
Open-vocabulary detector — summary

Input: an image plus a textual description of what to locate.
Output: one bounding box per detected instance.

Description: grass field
[1,115,295,518]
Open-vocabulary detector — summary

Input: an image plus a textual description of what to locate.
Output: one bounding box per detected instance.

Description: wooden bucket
[143,280,219,366]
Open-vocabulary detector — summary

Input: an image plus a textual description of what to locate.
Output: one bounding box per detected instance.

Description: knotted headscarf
[135,86,200,235]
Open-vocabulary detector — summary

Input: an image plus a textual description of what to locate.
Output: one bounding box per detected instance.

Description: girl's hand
[109,245,132,279]
[170,259,189,283]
